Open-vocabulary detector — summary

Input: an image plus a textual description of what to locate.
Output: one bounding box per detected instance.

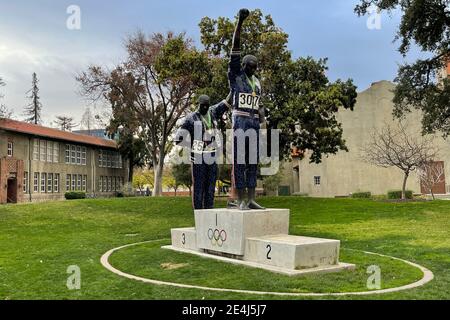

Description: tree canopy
[199,9,357,163]
[356,0,450,136]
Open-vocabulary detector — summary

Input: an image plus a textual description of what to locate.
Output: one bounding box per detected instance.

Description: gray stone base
[166,208,355,276]
[162,245,355,276]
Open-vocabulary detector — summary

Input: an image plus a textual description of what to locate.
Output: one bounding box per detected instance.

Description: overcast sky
[0,0,425,127]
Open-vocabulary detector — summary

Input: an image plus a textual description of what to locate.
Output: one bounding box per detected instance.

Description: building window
[7,141,13,157]
[98,149,122,168]
[102,176,106,192]
[76,146,81,165]
[33,139,39,160]
[53,143,59,163]
[107,152,112,168]
[66,174,71,191]
[314,176,321,186]
[82,175,87,191]
[71,145,76,164]
[34,173,39,193]
[72,174,76,191]
[23,172,28,193]
[81,147,87,165]
[47,173,53,193]
[65,145,70,164]
[40,140,47,162]
[98,176,102,192]
[77,175,82,191]
[46,141,53,162]
[41,173,46,193]
[54,174,60,193]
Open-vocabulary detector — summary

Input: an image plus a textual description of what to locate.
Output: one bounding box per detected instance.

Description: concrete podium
[163,208,355,276]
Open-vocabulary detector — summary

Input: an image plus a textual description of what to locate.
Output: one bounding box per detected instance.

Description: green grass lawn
[0,196,449,300]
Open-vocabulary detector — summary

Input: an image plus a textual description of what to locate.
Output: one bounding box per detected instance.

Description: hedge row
[387,190,413,199]
[64,192,86,200]
[351,192,372,198]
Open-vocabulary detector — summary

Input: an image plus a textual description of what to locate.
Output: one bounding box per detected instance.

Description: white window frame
[82,175,87,191]
[40,140,47,162]
[54,174,59,193]
[46,141,53,162]
[65,145,70,164]
[72,174,76,191]
[33,139,39,160]
[66,174,71,191]
[47,173,53,193]
[81,147,87,165]
[53,142,59,163]
[34,172,39,193]
[71,145,76,164]
[314,176,321,186]
[76,146,81,165]
[77,174,82,191]
[7,141,13,157]
[41,173,46,193]
[23,171,28,193]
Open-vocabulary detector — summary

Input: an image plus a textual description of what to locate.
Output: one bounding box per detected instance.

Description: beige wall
[286,80,450,197]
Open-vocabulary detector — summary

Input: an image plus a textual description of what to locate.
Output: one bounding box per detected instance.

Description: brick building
[0,119,128,204]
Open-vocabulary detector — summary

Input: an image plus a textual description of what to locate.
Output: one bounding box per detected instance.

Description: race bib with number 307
[239,93,260,110]
[192,140,204,154]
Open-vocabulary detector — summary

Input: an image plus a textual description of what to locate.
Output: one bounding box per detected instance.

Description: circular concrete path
[100,239,434,297]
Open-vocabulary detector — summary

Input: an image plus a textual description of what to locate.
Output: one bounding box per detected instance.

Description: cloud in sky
[0,0,426,127]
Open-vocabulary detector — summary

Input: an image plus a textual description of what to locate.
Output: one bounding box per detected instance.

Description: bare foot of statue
[247,188,266,210]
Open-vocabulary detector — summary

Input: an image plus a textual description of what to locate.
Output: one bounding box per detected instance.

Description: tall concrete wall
[291,80,450,197]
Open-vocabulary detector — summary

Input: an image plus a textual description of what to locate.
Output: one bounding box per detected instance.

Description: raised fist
[238,8,250,22]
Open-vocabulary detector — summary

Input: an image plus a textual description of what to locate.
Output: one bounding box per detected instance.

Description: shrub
[351,192,371,199]
[387,190,413,200]
[115,191,124,198]
[65,192,86,200]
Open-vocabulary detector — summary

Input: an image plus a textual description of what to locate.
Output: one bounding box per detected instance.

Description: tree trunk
[402,171,409,200]
[128,157,134,183]
[153,160,164,197]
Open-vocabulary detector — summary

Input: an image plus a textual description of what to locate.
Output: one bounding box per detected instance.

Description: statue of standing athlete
[228,8,266,211]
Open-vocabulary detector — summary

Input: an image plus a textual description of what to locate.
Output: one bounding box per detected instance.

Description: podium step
[195,208,289,256]
[171,228,199,252]
[245,234,340,270]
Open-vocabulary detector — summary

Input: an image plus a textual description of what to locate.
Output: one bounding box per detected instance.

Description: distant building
[73,129,117,140]
[0,119,128,204]
[278,80,450,197]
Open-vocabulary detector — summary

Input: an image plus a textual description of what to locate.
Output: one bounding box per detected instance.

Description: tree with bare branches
[417,161,446,200]
[54,115,77,131]
[361,122,440,199]
[0,76,13,119]
[76,31,211,196]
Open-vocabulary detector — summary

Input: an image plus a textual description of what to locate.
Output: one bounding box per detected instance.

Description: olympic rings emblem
[207,228,227,247]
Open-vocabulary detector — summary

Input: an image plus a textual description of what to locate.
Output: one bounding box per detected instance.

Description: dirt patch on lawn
[160,262,189,270]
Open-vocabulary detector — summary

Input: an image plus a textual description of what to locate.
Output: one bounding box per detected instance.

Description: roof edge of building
[0,118,117,149]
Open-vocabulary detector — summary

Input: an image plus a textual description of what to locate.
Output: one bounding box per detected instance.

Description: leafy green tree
[77,31,211,195]
[199,9,357,163]
[172,162,192,195]
[355,0,450,136]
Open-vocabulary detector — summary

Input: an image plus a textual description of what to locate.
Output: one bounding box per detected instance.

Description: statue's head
[242,55,258,77]
[197,95,210,116]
